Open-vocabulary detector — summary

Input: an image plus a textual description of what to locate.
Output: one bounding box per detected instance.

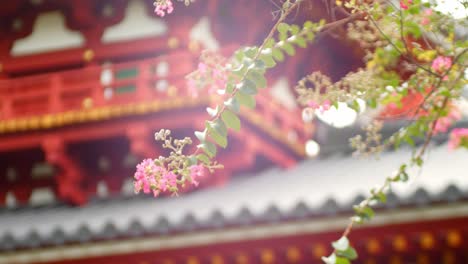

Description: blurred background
[0,0,467,263]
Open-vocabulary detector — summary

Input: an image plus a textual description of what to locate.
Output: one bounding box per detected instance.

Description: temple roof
[1,143,467,251]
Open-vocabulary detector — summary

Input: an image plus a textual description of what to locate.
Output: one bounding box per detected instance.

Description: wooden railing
[0,51,196,119]
[0,50,309,145]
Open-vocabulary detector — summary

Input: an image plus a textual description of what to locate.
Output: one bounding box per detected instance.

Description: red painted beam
[36,216,468,264]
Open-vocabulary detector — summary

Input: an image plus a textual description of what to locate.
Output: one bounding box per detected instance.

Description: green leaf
[322,253,337,264]
[368,98,377,109]
[404,21,422,38]
[259,53,276,68]
[234,50,244,62]
[248,71,267,88]
[231,64,246,76]
[264,38,275,49]
[224,97,240,113]
[303,21,314,29]
[413,157,423,167]
[332,237,349,251]
[194,130,207,142]
[254,59,266,69]
[198,141,217,158]
[235,91,256,109]
[244,46,258,58]
[226,82,235,93]
[206,106,219,117]
[213,119,227,137]
[351,216,363,224]
[336,257,351,264]
[403,135,415,147]
[400,171,409,182]
[361,206,375,219]
[290,24,300,34]
[294,36,307,48]
[187,155,198,166]
[305,31,315,41]
[338,247,358,260]
[272,48,285,62]
[206,121,228,148]
[354,205,374,221]
[196,153,211,165]
[349,100,361,113]
[281,42,295,56]
[221,110,241,132]
[277,22,290,36]
[237,79,258,95]
[376,192,387,203]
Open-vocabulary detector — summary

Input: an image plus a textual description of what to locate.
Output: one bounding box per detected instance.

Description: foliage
[140,0,468,262]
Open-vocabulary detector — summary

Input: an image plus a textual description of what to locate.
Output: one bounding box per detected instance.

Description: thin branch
[367,16,442,78]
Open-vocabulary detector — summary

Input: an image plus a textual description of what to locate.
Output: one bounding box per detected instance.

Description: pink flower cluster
[433,108,462,134]
[449,128,468,149]
[187,62,228,97]
[400,0,413,10]
[421,9,433,25]
[189,164,204,186]
[307,100,331,113]
[134,159,176,197]
[134,159,205,197]
[431,56,452,74]
[154,0,174,17]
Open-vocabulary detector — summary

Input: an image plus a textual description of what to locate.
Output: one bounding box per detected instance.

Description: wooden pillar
[126,124,158,159]
[42,137,87,205]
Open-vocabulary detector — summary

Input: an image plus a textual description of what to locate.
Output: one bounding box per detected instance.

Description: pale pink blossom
[448,128,468,149]
[400,0,412,10]
[307,100,331,113]
[154,0,174,17]
[153,189,160,198]
[307,100,319,109]
[198,63,208,74]
[431,56,452,74]
[189,164,204,186]
[134,159,157,194]
[433,108,462,134]
[134,159,166,195]
[321,100,331,112]
[424,9,433,16]
[163,171,177,189]
[187,79,199,97]
[186,61,228,97]
[421,18,430,26]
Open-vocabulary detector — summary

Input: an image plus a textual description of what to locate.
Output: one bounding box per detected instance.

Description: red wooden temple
[0,1,467,264]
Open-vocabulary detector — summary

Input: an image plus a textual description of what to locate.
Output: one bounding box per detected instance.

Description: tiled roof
[0,143,467,251]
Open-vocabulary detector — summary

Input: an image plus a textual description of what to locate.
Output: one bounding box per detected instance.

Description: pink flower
[211,69,228,94]
[189,165,204,186]
[431,56,452,74]
[433,108,462,134]
[198,63,208,74]
[321,100,331,112]
[307,100,319,109]
[134,159,166,195]
[421,18,430,26]
[449,128,468,149]
[187,79,199,98]
[187,62,228,97]
[424,9,433,16]
[153,189,160,198]
[307,100,332,113]
[134,159,158,194]
[400,0,412,10]
[162,171,177,190]
[154,0,174,17]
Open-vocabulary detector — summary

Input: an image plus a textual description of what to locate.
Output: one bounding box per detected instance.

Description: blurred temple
[0,0,467,263]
